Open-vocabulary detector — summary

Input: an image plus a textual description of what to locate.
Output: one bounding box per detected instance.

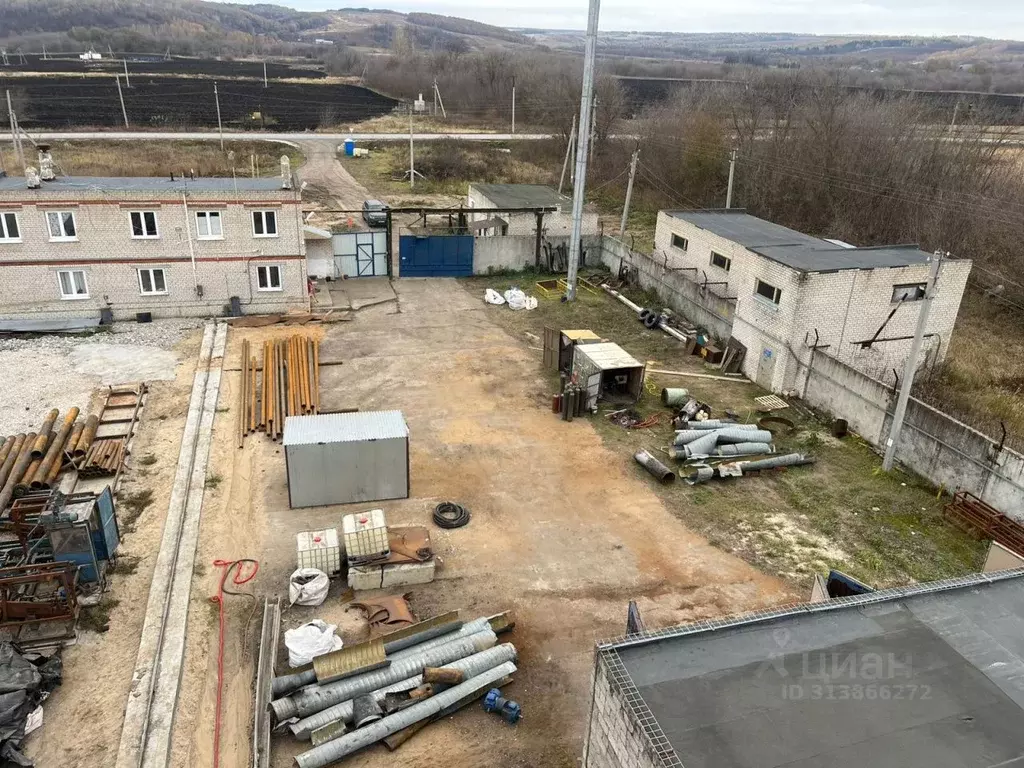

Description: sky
[229,0,1022,39]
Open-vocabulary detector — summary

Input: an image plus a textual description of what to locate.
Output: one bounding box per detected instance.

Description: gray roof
[0,175,289,194]
[602,570,1024,768]
[576,342,643,371]
[668,210,932,272]
[471,183,566,210]
[283,411,408,446]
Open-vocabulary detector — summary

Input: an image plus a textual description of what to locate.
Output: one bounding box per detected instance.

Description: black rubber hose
[643,312,661,329]
[433,502,471,529]
[639,308,652,322]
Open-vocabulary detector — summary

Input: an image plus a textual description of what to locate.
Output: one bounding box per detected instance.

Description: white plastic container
[296,529,342,576]
[342,509,389,565]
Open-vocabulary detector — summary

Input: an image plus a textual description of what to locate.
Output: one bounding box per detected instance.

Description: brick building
[0,174,308,324]
[654,210,971,392]
[467,183,600,237]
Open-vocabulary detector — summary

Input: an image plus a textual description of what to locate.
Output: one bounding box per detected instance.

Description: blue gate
[399,235,473,277]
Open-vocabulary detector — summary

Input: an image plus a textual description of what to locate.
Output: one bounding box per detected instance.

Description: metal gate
[399,235,473,277]
[333,232,388,278]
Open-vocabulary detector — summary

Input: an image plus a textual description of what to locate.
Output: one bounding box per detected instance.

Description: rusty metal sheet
[376,611,460,651]
[383,526,432,565]
[313,637,388,685]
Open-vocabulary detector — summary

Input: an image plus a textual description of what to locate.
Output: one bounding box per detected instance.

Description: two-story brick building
[654,209,972,392]
[0,173,309,325]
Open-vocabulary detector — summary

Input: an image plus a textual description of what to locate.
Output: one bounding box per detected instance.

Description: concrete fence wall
[599,236,734,341]
[472,234,602,274]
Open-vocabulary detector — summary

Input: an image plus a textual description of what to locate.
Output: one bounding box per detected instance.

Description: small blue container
[343,138,355,156]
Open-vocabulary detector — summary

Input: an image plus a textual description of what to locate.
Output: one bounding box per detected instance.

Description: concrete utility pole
[123,58,131,88]
[433,80,446,119]
[264,61,269,88]
[214,82,224,150]
[726,148,737,208]
[115,76,129,128]
[558,114,576,195]
[564,0,601,302]
[588,96,598,163]
[511,76,516,134]
[408,104,415,190]
[619,148,639,235]
[6,90,25,171]
[882,251,943,472]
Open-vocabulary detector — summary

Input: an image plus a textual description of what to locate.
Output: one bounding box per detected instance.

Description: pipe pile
[670,426,774,459]
[239,334,321,445]
[0,407,88,511]
[685,453,816,485]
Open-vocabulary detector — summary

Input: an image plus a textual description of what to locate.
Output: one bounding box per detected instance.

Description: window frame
[251,209,279,238]
[137,267,168,296]
[671,234,689,252]
[891,283,926,303]
[195,210,224,240]
[256,264,283,292]
[46,210,78,242]
[0,212,21,243]
[56,269,89,300]
[710,251,731,272]
[754,278,782,306]
[129,210,160,239]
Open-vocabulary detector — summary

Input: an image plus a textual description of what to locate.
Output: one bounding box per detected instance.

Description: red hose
[210,558,259,768]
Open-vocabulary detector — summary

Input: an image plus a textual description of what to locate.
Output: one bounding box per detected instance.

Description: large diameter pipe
[686,420,759,431]
[661,388,689,407]
[713,442,774,457]
[30,409,59,458]
[0,435,26,488]
[272,630,497,721]
[0,432,36,511]
[74,413,98,458]
[740,453,814,472]
[0,437,14,470]
[32,407,79,487]
[683,431,722,458]
[291,644,518,740]
[65,421,85,458]
[634,450,675,483]
[717,429,773,445]
[295,661,518,768]
[600,284,643,314]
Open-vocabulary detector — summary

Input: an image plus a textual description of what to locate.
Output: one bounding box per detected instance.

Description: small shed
[571,342,645,411]
[543,328,602,373]
[283,411,410,509]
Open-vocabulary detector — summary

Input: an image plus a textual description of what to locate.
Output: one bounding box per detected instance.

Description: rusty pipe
[313,338,320,414]
[65,421,85,458]
[278,339,287,438]
[25,458,44,490]
[0,432,37,510]
[31,409,59,458]
[0,435,26,488]
[75,413,99,458]
[32,408,79,489]
[43,427,72,488]
[0,436,15,471]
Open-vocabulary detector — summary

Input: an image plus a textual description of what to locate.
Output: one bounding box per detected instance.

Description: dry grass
[0,140,303,179]
[345,113,503,134]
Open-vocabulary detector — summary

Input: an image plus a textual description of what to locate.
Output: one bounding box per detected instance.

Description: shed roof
[0,175,290,194]
[601,569,1024,768]
[575,342,643,370]
[470,183,567,210]
[283,411,408,446]
[668,209,933,273]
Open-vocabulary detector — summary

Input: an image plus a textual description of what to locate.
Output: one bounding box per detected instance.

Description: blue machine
[483,688,522,724]
[41,488,120,584]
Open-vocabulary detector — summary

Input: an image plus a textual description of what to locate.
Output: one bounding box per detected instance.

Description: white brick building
[0,174,309,324]
[654,210,971,393]
[467,183,600,237]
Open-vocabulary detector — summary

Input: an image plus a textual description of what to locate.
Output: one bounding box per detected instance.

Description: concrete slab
[326,277,396,311]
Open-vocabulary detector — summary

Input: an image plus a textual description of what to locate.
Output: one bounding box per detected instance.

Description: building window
[252,210,278,238]
[710,251,731,271]
[0,212,20,242]
[46,210,77,241]
[671,234,689,251]
[892,283,926,302]
[256,265,282,291]
[755,278,782,305]
[57,269,88,299]
[196,211,223,239]
[130,210,159,238]
[138,268,167,295]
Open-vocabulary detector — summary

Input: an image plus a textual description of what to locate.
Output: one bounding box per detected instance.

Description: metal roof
[668,210,933,273]
[576,342,643,370]
[470,183,567,210]
[0,176,290,194]
[283,411,408,446]
[601,569,1024,768]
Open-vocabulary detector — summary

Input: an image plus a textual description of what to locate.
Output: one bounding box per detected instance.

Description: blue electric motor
[483,688,522,724]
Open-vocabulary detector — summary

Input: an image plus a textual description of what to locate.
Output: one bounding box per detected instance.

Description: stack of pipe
[239,334,321,445]
[0,407,86,512]
[670,424,774,459]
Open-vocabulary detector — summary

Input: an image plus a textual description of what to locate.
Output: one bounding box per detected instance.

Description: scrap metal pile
[239,334,322,444]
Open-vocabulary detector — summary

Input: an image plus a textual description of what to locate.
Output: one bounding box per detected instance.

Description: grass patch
[118,488,154,532]
[206,473,223,489]
[464,273,987,588]
[108,554,141,576]
[79,597,119,634]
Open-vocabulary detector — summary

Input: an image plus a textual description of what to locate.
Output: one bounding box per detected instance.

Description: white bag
[284,620,343,668]
[484,288,505,305]
[503,288,537,311]
[289,567,330,607]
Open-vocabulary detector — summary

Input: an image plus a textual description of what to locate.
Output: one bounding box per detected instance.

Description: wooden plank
[253,597,280,768]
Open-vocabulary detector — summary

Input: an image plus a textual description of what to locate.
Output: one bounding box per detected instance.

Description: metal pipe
[0,432,36,510]
[290,643,517,740]
[712,442,774,456]
[601,284,643,314]
[74,413,99,458]
[272,630,497,721]
[295,662,517,768]
[634,450,675,483]
[740,453,814,472]
[278,339,287,438]
[24,458,44,490]
[684,420,758,431]
[313,338,320,413]
[682,431,721,458]
[31,407,78,488]
[65,421,85,458]
[0,437,14,470]
[661,388,689,407]
[0,435,25,488]
[30,409,59,458]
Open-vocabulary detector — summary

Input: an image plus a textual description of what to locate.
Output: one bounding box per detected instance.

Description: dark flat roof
[471,183,567,210]
[0,175,289,193]
[668,210,932,272]
[603,570,1024,768]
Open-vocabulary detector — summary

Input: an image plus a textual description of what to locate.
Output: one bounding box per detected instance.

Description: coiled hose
[433,501,471,529]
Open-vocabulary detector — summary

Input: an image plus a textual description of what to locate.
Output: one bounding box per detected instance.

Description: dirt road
[296,139,371,210]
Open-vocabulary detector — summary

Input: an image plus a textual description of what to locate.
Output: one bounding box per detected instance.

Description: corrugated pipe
[713,442,774,456]
[686,466,716,485]
[673,426,755,446]
[295,661,518,768]
[686,420,755,430]
[634,450,675,483]
[739,453,815,471]
[271,630,497,721]
[718,429,773,444]
[290,644,518,740]
[682,431,721,458]
[660,388,689,407]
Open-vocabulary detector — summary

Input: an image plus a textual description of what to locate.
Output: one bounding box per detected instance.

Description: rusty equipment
[77,385,145,480]
[350,593,417,635]
[239,333,322,445]
[423,667,464,685]
[944,490,1024,555]
[0,561,79,632]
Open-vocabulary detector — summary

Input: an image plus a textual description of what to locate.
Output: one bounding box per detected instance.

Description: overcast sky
[243,0,1022,39]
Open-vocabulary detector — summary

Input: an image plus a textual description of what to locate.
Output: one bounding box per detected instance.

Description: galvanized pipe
[740,453,814,471]
[30,409,59,458]
[713,442,774,456]
[682,431,722,458]
[634,450,675,483]
[294,662,518,768]
[686,420,757,431]
[272,630,497,721]
[661,388,689,407]
[31,407,79,488]
[290,643,517,740]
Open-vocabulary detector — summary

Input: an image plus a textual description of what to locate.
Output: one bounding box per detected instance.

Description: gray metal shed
[571,342,646,411]
[283,411,410,509]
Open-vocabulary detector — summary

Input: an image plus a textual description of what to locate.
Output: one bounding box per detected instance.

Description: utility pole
[123,58,131,88]
[408,104,415,190]
[726,148,737,208]
[433,80,446,119]
[882,251,943,471]
[214,82,224,150]
[588,96,598,163]
[558,114,577,195]
[564,0,601,301]
[115,75,129,128]
[6,90,25,171]
[432,78,437,116]
[511,76,516,135]
[619,148,639,235]
[263,61,268,88]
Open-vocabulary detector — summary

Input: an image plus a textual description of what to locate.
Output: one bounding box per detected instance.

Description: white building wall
[468,186,599,237]
[583,654,667,768]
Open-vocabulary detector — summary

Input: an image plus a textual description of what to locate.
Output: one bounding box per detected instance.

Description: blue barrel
[343,139,355,156]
